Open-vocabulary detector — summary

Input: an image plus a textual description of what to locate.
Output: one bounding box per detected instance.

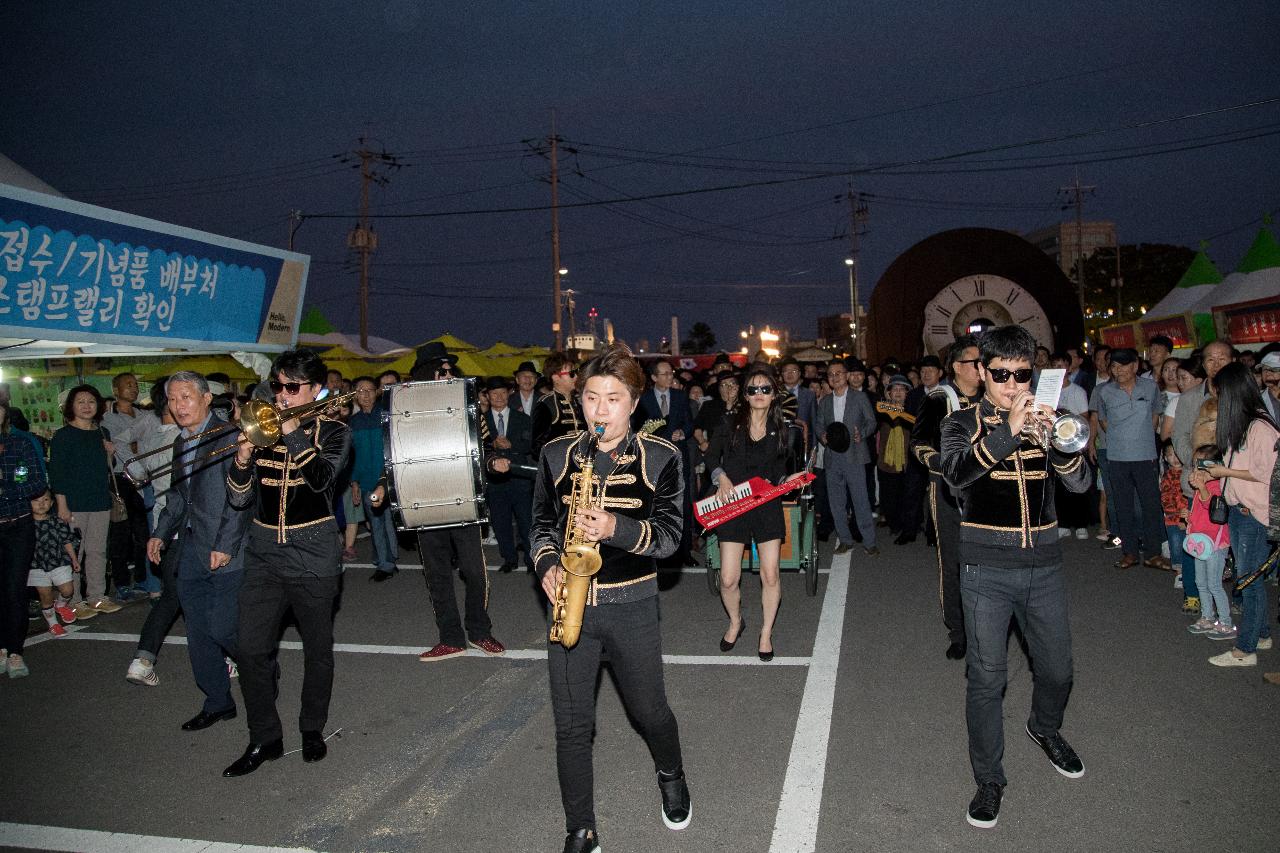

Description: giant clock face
[922,274,1054,356]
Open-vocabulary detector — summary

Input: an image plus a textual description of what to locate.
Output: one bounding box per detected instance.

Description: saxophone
[549,423,606,648]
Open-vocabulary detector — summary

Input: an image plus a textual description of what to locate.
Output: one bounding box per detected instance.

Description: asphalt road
[2,531,1277,853]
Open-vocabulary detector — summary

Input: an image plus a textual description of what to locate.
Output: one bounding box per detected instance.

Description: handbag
[1208,447,1234,526]
[104,428,128,523]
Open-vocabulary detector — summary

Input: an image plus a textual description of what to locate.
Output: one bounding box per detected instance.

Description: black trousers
[136,544,181,662]
[0,515,35,656]
[931,480,965,645]
[812,469,835,538]
[900,462,926,536]
[878,469,906,532]
[487,481,532,567]
[1109,459,1164,560]
[108,475,150,588]
[548,595,683,833]
[237,529,341,743]
[418,526,492,648]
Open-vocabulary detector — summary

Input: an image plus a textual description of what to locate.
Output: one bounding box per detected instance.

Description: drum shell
[383,379,488,530]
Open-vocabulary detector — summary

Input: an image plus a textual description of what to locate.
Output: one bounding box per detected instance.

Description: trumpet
[122,390,357,487]
[1020,408,1090,454]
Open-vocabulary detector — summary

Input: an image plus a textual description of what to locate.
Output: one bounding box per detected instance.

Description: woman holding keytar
[703,367,804,661]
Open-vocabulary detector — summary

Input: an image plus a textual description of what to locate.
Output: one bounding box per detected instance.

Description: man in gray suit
[814,359,879,555]
[144,371,252,731]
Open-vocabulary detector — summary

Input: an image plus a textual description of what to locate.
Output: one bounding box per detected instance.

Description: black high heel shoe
[758,634,774,662]
[719,618,746,652]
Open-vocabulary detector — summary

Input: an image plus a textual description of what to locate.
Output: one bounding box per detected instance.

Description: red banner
[1100,323,1138,349]
[1217,297,1280,345]
[1139,315,1194,347]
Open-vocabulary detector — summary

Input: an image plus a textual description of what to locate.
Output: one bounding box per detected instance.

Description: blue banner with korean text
[0,183,308,352]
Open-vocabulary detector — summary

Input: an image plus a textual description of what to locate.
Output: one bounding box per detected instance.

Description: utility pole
[1113,233,1123,320]
[845,185,869,360]
[549,111,564,350]
[1059,173,1096,341]
[343,138,402,352]
[287,209,304,251]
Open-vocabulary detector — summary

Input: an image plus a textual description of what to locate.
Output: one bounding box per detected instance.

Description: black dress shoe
[222,739,284,777]
[894,533,917,545]
[719,618,745,653]
[758,643,774,662]
[181,706,237,731]
[301,730,327,763]
[499,562,516,573]
[946,641,967,660]
[562,828,600,853]
[369,569,396,583]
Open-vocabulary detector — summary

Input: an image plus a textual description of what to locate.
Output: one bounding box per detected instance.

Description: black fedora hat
[513,360,539,377]
[825,422,851,454]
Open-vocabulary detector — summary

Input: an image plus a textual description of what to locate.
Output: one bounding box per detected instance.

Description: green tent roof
[1236,223,1280,274]
[299,306,336,335]
[1174,250,1223,288]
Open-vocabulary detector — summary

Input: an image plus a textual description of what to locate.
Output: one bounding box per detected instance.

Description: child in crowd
[29,489,80,637]
[1158,440,1197,612]
[1184,445,1233,641]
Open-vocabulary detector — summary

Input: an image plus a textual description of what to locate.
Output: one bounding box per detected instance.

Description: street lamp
[844,258,859,360]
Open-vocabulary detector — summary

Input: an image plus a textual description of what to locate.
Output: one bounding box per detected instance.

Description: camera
[1195,458,1221,470]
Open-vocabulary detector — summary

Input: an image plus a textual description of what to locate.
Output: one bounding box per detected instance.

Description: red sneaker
[418,643,466,662]
[48,623,68,638]
[54,604,77,624]
[469,637,506,656]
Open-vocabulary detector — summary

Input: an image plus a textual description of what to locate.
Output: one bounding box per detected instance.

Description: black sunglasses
[268,380,312,395]
[744,385,774,396]
[986,367,1033,384]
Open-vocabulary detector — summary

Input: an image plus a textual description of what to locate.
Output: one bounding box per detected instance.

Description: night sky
[3,1,1277,350]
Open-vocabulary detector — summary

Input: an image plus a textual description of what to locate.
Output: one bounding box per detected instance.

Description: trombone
[122,391,357,487]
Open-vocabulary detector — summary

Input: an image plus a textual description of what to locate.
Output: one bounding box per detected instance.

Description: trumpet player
[530,344,690,853]
[939,326,1092,830]
[222,349,351,777]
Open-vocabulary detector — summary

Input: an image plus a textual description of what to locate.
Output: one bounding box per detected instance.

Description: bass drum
[383,378,488,530]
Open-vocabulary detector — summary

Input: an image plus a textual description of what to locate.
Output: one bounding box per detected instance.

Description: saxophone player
[530,344,690,853]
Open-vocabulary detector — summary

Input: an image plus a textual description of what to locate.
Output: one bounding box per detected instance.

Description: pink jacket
[1224,419,1279,521]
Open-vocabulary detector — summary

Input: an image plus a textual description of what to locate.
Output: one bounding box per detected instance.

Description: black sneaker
[658,769,691,830]
[1026,724,1085,778]
[562,828,600,853]
[966,781,1004,828]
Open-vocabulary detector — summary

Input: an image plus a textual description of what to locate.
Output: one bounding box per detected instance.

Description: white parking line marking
[344,562,829,575]
[0,821,328,853]
[769,550,850,853]
[59,632,810,666]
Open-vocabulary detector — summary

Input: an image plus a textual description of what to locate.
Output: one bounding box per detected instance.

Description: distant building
[1025,221,1116,275]
[817,307,867,357]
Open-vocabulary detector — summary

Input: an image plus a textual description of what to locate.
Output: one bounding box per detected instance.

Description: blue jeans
[1165,525,1198,598]
[1194,549,1230,626]
[362,493,399,572]
[1228,506,1272,654]
[961,562,1074,787]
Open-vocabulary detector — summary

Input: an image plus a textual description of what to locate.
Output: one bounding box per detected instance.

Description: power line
[300,96,1280,220]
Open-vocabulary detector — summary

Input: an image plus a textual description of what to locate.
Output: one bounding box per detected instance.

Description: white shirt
[492,407,510,437]
[102,405,159,473]
[832,390,847,424]
[519,392,535,414]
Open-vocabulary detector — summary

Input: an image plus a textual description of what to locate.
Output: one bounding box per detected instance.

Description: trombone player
[530,344,690,853]
[222,349,351,777]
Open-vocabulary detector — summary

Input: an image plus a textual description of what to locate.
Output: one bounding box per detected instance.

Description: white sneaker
[1258,637,1273,651]
[126,658,159,686]
[1174,575,1183,589]
[226,656,239,679]
[1074,528,1088,540]
[1209,650,1256,667]
[1057,528,1071,539]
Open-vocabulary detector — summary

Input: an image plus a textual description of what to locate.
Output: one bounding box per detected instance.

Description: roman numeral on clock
[1017,315,1036,324]
[936,305,952,318]
[1005,289,1020,306]
[931,324,949,335]
[973,278,986,297]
